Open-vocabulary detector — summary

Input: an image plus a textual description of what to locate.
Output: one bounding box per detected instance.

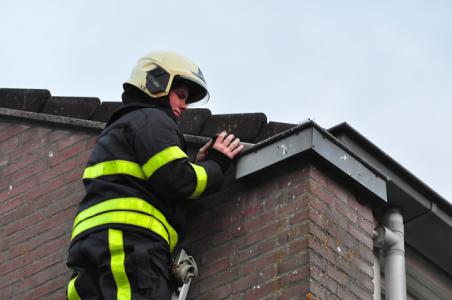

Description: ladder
[171,249,198,300]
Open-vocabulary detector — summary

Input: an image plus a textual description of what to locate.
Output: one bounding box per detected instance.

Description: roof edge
[0,107,104,132]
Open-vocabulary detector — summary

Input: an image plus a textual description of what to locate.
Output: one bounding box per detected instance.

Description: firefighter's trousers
[66,228,173,300]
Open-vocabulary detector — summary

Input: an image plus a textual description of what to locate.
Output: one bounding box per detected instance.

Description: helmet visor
[172,76,210,107]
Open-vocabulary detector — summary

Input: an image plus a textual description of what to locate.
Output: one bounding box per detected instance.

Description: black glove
[205,147,232,173]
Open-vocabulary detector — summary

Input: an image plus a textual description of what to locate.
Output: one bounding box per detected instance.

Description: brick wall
[184,159,376,300]
[0,120,96,299]
[0,120,376,299]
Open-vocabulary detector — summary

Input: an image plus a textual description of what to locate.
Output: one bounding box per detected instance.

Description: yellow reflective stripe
[83,160,145,180]
[71,211,177,252]
[71,198,178,253]
[108,229,131,300]
[72,197,174,234]
[142,146,187,179]
[67,275,81,300]
[189,163,208,199]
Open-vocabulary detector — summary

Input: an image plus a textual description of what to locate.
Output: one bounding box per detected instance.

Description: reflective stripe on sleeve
[71,197,178,253]
[142,146,188,179]
[83,160,145,180]
[108,229,131,300]
[67,275,81,300]
[188,163,207,199]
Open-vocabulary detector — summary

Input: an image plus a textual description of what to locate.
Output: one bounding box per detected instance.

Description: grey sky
[1,0,451,201]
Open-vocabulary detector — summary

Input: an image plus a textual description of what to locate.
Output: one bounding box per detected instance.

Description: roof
[0,88,295,143]
[1,87,452,277]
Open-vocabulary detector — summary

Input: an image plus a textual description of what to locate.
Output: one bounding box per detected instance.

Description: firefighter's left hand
[195,139,213,162]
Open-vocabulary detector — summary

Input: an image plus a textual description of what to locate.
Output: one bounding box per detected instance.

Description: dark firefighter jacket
[70,94,227,254]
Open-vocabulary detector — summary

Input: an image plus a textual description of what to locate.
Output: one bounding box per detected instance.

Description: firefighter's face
[169,85,189,118]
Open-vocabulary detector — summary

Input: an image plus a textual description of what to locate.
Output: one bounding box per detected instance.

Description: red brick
[2,152,40,176]
[199,257,230,280]
[245,219,287,245]
[358,216,375,235]
[244,210,276,231]
[48,129,71,143]
[202,243,232,265]
[0,135,20,154]
[350,280,373,300]
[4,210,45,236]
[33,183,79,212]
[326,177,349,203]
[308,251,327,272]
[211,230,230,247]
[29,224,67,251]
[327,208,348,231]
[232,265,275,294]
[0,176,37,202]
[10,277,34,296]
[0,286,14,299]
[308,236,336,265]
[38,157,78,184]
[0,202,34,230]
[49,141,87,167]
[231,239,277,266]
[33,235,68,260]
[351,255,374,278]
[57,132,89,150]
[308,165,328,188]
[243,248,285,274]
[282,221,309,242]
[23,249,65,277]
[22,276,64,299]
[277,251,309,275]
[327,264,349,286]
[306,192,328,213]
[8,238,36,260]
[2,227,36,254]
[26,176,66,201]
[308,278,327,299]
[357,243,375,265]
[9,159,48,185]
[277,195,309,217]
[0,124,29,142]
[244,275,285,300]
[197,283,232,300]
[348,224,373,249]
[308,222,326,243]
[199,266,239,293]
[37,208,77,234]
[64,169,84,184]
[19,127,52,144]
[33,261,69,287]
[335,197,358,223]
[0,252,33,276]
[244,201,263,219]
[0,269,23,290]
[279,278,310,299]
[43,192,79,218]
[308,178,335,206]
[0,195,24,216]
[288,209,309,226]
[77,149,93,167]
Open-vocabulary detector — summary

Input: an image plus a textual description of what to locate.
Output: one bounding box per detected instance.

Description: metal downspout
[382,207,406,300]
[373,249,381,300]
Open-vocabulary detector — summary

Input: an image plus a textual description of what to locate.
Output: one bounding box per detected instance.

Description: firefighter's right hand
[213,131,244,159]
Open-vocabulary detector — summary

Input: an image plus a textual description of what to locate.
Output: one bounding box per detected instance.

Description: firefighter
[66,51,244,299]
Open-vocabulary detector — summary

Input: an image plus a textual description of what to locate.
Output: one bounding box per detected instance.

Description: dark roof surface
[0,88,295,143]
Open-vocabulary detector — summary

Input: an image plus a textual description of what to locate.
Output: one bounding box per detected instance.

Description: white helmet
[125,51,209,105]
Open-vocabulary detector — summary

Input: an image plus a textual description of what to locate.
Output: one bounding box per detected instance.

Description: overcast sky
[1,0,451,201]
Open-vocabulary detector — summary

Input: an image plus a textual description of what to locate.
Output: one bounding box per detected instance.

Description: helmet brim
[172,76,210,105]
